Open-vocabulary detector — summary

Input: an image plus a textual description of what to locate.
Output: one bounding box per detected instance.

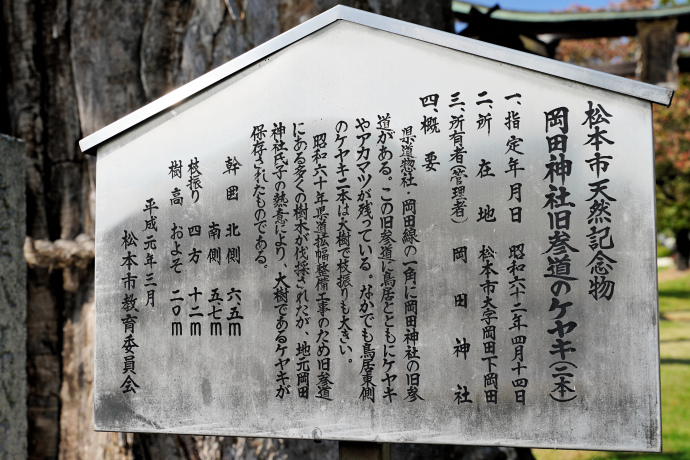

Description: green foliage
[658,243,674,258]
[658,0,689,7]
[655,74,690,234]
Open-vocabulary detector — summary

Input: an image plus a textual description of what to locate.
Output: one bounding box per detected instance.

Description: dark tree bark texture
[1,1,532,458]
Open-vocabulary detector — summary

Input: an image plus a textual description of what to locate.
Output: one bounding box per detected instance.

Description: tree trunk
[636,18,679,89]
[675,229,689,271]
[0,135,28,460]
[2,1,529,458]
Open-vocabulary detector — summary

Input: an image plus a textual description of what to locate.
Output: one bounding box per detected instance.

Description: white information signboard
[83,6,670,452]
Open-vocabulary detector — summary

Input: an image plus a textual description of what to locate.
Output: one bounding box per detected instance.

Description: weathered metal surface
[93,19,661,452]
[79,5,673,155]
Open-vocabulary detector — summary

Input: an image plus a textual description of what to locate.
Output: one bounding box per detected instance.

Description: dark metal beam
[453,1,690,40]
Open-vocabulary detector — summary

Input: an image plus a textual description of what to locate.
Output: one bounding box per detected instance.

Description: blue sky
[468,0,613,11]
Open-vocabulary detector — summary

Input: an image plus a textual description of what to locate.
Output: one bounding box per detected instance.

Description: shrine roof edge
[79,4,673,156]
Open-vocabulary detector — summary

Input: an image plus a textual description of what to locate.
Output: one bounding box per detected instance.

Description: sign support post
[339,441,391,460]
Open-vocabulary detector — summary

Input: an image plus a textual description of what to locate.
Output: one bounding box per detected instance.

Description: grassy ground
[659,274,690,313]
[533,268,690,460]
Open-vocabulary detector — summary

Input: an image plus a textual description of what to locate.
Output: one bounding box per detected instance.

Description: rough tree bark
[1,1,533,458]
[636,18,679,89]
[0,135,27,460]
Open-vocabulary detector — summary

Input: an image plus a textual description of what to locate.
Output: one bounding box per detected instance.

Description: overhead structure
[453,1,690,84]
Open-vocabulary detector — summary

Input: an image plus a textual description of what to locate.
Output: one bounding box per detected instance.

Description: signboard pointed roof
[79,4,673,156]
